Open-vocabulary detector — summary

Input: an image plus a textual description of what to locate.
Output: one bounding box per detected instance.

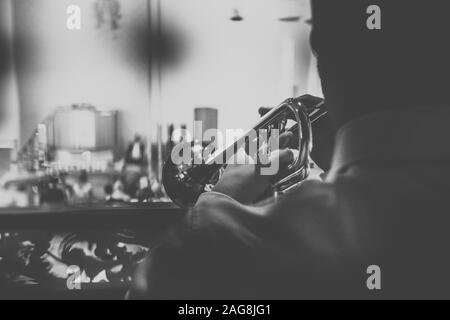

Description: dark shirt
[40,187,65,204]
[125,142,146,166]
[131,107,450,299]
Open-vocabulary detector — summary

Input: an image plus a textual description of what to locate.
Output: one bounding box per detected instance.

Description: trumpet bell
[163,150,223,208]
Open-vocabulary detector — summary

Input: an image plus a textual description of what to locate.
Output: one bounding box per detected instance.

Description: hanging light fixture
[94,0,122,31]
[230,8,244,22]
[278,16,301,23]
[229,0,244,22]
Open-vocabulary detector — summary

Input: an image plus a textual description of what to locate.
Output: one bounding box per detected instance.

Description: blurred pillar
[0,0,20,168]
[147,0,163,179]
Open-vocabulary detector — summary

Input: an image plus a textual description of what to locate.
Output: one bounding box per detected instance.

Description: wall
[157,0,318,136]
[11,0,320,152]
[12,0,151,151]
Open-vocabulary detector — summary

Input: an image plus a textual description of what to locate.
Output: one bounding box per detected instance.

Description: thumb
[267,148,294,174]
[277,148,295,170]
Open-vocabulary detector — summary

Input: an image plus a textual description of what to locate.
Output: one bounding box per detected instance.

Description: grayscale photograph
[0,0,449,305]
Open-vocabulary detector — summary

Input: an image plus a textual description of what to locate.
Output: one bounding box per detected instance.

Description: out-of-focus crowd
[0,135,166,208]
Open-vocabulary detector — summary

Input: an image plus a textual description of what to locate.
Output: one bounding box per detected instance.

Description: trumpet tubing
[162,94,327,208]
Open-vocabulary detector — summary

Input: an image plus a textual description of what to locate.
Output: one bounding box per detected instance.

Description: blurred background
[0,0,322,208]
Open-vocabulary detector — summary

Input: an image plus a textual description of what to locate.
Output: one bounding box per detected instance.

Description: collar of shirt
[329,106,450,177]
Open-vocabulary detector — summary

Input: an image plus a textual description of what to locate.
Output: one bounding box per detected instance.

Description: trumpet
[162,94,328,209]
